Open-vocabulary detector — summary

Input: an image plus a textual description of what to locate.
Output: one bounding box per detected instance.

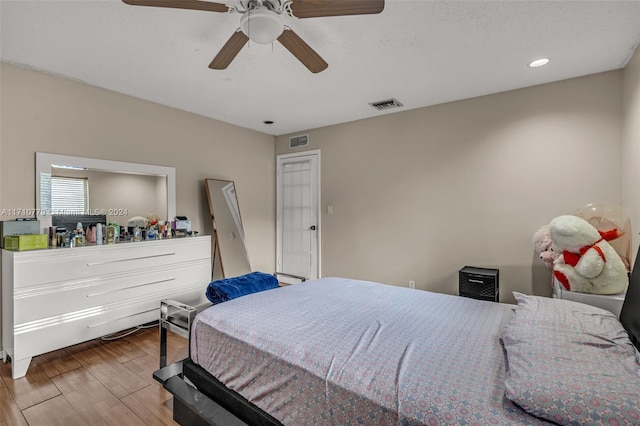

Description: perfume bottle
[74,223,86,247]
[106,225,115,244]
[133,226,142,242]
[111,223,120,242]
[86,225,96,244]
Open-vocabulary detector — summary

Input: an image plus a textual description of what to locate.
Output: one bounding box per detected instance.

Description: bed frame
[620,247,640,349]
[154,247,640,425]
[153,299,281,425]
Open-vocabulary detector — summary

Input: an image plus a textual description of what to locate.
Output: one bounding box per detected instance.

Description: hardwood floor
[1,325,188,426]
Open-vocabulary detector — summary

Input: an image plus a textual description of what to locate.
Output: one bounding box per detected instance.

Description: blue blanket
[206,271,279,305]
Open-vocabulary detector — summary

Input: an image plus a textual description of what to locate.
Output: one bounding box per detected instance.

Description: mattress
[191,277,550,425]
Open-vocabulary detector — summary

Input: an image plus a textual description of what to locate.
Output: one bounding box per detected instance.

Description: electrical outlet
[409,280,415,289]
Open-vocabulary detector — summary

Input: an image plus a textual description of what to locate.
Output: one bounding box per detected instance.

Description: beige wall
[623,46,640,265]
[277,71,625,302]
[1,63,276,352]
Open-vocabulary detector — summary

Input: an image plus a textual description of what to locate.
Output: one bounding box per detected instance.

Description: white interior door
[277,150,320,281]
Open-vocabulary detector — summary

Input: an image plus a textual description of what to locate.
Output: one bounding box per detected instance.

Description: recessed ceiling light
[529,58,550,68]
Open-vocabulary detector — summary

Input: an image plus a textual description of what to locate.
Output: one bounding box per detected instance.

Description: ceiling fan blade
[278,28,328,73]
[209,30,249,70]
[122,0,229,13]
[290,0,384,18]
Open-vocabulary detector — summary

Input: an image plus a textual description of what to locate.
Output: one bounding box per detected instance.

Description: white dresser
[2,236,211,379]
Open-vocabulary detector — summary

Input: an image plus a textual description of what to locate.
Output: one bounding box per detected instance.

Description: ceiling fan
[122,0,385,73]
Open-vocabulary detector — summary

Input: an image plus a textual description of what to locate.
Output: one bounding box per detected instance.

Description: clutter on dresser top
[1,214,198,251]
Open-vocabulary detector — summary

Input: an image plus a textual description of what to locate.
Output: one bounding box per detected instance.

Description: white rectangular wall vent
[369,98,404,111]
[289,134,309,148]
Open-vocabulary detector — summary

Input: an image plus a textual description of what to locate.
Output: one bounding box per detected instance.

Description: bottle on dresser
[96,223,103,245]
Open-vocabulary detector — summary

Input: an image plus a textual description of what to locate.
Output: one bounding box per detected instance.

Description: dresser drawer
[12,259,210,324]
[10,237,210,289]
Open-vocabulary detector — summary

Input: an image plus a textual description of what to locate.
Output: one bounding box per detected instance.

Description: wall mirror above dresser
[35,152,176,223]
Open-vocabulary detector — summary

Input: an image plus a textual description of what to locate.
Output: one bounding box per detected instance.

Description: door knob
[310,225,316,230]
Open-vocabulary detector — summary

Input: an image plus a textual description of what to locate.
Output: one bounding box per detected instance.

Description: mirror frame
[36,152,176,220]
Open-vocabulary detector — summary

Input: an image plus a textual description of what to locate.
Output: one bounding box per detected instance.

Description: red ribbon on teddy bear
[554,229,622,290]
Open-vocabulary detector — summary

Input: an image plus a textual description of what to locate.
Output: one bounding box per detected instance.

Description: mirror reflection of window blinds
[39,172,52,213]
[51,177,88,214]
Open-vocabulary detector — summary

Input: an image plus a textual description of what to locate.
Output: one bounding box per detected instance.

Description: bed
[159,252,640,425]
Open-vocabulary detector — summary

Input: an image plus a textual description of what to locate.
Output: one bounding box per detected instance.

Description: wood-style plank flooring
[1,325,187,426]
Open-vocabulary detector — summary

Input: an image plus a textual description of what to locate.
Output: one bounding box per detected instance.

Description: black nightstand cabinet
[459,266,499,302]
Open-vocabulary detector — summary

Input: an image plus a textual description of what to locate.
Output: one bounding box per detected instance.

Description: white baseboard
[0,350,5,362]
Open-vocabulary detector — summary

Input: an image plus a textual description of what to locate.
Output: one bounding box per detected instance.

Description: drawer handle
[87,308,158,328]
[468,279,485,284]
[87,278,175,297]
[87,252,176,266]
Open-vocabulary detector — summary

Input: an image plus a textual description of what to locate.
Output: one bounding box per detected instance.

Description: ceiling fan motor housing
[240,6,284,44]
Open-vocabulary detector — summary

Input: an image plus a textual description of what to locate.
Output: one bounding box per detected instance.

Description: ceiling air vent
[289,134,309,148]
[369,98,403,111]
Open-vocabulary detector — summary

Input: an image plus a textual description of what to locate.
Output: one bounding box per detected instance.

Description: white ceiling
[2,0,640,136]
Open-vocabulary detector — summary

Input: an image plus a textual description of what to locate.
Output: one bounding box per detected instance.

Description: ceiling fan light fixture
[240,6,284,44]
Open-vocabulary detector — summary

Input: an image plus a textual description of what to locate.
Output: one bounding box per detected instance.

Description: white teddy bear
[549,215,628,295]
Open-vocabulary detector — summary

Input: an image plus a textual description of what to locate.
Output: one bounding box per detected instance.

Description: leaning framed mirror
[205,179,251,278]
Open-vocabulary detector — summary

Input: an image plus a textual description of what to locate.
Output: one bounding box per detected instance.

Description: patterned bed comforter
[191,277,550,425]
